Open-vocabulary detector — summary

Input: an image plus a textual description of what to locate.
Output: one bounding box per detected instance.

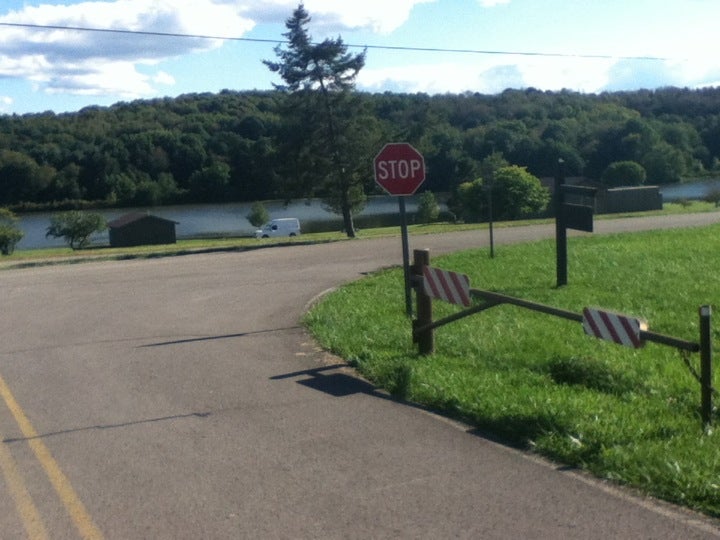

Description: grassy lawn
[304,222,720,518]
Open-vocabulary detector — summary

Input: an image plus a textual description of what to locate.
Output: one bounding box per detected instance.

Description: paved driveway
[1,214,719,538]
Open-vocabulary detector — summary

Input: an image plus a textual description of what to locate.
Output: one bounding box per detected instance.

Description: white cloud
[3,0,720,112]
[359,56,617,95]
[359,53,720,97]
[602,57,720,93]
[360,62,486,94]
[43,61,158,97]
[303,0,434,34]
[152,70,175,86]
[477,0,511,7]
[519,56,615,93]
[0,95,12,112]
[2,0,254,43]
[0,1,434,100]
[0,0,255,98]
[233,0,434,34]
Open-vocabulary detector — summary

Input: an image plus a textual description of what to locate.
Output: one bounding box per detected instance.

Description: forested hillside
[1,87,720,210]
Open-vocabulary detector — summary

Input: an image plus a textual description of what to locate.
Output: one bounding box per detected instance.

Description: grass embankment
[305,222,720,518]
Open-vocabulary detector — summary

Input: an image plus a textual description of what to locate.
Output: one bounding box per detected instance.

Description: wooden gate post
[412,249,434,355]
[700,305,713,427]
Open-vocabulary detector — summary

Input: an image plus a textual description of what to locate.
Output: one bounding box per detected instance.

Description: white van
[255,218,301,238]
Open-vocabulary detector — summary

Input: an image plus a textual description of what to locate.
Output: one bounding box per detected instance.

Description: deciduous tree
[601,161,647,187]
[46,211,106,250]
[491,166,550,220]
[0,208,23,255]
[452,165,549,223]
[416,191,440,224]
[246,201,269,227]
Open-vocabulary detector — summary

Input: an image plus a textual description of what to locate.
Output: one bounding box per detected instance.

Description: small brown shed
[108,212,178,247]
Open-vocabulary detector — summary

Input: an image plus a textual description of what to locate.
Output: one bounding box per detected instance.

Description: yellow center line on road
[0,427,49,539]
[0,373,104,540]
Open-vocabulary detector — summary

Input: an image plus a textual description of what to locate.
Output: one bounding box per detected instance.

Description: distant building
[108,212,178,247]
[542,177,663,214]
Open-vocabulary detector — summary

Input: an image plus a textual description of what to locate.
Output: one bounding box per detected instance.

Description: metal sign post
[398,197,413,317]
[373,143,426,317]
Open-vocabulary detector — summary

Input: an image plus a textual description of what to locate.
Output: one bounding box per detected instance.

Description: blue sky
[1,0,719,115]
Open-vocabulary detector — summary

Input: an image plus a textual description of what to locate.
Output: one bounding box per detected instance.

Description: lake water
[14,179,720,250]
[660,179,720,201]
[15,195,428,250]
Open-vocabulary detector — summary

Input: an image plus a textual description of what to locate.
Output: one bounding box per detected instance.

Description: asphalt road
[2,213,720,539]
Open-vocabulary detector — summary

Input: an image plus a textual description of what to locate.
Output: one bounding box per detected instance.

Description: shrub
[416,191,440,224]
[246,201,270,227]
[450,179,487,223]
[452,166,549,223]
[0,208,23,255]
[601,161,647,187]
[46,211,106,250]
[491,166,550,220]
[704,189,720,207]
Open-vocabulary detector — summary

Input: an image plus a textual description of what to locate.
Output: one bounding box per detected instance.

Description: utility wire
[0,21,671,62]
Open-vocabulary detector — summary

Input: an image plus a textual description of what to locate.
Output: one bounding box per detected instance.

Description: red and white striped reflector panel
[422,267,471,307]
[582,307,647,348]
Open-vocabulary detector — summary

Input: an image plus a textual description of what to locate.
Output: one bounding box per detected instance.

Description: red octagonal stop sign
[373,142,426,196]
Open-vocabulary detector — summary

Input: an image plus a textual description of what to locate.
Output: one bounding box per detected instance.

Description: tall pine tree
[264,4,368,237]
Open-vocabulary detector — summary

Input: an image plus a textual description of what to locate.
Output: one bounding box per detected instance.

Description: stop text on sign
[375,159,423,181]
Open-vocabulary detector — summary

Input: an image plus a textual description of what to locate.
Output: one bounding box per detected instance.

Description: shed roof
[107,212,179,229]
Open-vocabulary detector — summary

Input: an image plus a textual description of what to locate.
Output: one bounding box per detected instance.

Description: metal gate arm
[413,299,502,338]
[470,289,700,352]
[470,289,583,323]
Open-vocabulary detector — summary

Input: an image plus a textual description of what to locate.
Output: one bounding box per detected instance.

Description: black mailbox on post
[561,184,597,233]
[555,168,597,286]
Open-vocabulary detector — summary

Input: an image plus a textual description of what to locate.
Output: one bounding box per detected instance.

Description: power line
[0,22,281,46]
[0,21,672,62]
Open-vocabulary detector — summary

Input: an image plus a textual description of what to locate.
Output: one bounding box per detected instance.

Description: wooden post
[412,249,434,355]
[700,305,713,427]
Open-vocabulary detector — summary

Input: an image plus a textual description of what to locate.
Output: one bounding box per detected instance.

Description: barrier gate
[411,249,714,427]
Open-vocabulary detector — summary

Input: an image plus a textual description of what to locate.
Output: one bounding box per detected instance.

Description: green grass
[305,222,720,518]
